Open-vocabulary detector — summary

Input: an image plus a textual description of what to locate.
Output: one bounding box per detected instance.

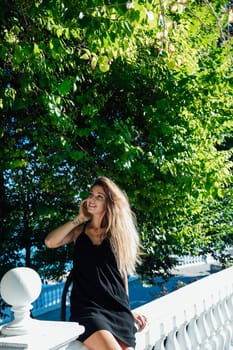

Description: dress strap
[82,222,88,233]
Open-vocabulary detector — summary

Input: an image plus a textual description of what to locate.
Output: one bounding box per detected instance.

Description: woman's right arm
[45,200,90,248]
[44,217,81,248]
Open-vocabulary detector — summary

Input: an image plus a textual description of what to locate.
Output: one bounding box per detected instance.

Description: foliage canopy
[0,0,233,286]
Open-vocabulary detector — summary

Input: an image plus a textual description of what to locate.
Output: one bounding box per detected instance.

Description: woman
[45,176,147,350]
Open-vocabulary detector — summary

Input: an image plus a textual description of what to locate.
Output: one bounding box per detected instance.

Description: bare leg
[118,338,134,350]
[83,330,134,350]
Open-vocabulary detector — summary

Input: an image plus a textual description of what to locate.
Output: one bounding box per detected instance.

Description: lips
[88,204,96,209]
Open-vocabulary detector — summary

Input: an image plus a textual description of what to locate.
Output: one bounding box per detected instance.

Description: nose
[89,194,97,201]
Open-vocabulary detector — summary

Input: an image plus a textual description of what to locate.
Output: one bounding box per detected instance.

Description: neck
[90,216,104,229]
[89,221,102,232]
[89,218,107,236]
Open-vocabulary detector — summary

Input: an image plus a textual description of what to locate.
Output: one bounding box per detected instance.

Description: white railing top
[0,255,215,325]
[1,264,233,349]
[134,265,233,349]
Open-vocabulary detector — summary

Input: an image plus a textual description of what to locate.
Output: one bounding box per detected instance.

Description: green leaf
[91,55,98,70]
[80,53,90,60]
[33,43,40,55]
[57,80,72,95]
[70,150,84,161]
[14,45,24,63]
[98,55,110,72]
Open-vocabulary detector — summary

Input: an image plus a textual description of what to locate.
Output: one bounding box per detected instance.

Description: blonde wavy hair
[91,176,141,276]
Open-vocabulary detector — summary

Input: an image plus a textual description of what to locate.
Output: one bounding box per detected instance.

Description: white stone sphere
[0,267,42,306]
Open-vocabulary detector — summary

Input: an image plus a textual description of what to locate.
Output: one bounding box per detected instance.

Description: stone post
[0,267,42,336]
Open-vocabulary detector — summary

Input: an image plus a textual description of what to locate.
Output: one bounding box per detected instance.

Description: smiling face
[87,185,107,215]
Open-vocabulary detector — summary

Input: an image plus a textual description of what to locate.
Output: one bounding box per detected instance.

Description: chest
[73,233,117,268]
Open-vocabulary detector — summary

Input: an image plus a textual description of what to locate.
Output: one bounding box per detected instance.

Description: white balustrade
[175,254,207,266]
[0,254,213,325]
[1,264,233,349]
[0,267,85,350]
[33,282,68,317]
[134,265,233,349]
[1,282,70,324]
[0,267,42,336]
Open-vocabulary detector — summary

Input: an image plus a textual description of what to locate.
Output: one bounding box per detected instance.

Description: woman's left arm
[123,271,148,332]
[122,270,129,295]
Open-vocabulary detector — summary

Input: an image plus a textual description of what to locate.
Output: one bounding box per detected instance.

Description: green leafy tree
[0,0,232,294]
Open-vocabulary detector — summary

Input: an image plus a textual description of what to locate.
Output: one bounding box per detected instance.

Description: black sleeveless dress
[70,229,136,347]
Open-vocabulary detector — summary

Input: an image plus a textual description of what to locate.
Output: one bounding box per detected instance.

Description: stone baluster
[226,293,233,338]
[206,297,223,350]
[186,305,201,350]
[153,323,167,350]
[228,294,233,348]
[196,307,213,349]
[154,337,167,350]
[164,329,180,350]
[176,311,192,350]
[163,317,181,350]
[0,267,42,335]
[212,294,228,349]
[176,321,192,350]
[220,296,233,347]
[0,267,85,350]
